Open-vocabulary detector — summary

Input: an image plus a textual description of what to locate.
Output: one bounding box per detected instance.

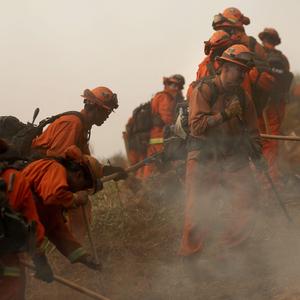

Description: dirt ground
[25,166,300,300]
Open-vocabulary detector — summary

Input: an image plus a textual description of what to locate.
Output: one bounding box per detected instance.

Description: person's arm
[36,163,74,208]
[189,84,224,137]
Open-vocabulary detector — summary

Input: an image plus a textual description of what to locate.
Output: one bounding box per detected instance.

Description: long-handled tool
[21,260,111,300]
[82,205,100,264]
[101,151,163,183]
[260,133,300,142]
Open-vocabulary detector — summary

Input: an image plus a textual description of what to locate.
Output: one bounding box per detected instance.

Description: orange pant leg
[67,200,92,244]
[178,152,222,256]
[0,255,26,300]
[219,165,258,249]
[142,144,163,178]
[259,100,285,185]
[179,153,257,257]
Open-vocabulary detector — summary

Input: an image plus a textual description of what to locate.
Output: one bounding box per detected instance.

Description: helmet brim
[216,56,251,71]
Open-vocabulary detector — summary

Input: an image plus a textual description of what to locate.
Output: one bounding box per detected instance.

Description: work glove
[103,165,128,181]
[32,253,54,283]
[75,253,102,271]
[72,191,89,208]
[224,100,242,120]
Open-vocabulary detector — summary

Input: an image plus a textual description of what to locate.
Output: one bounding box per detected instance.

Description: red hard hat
[204,30,234,55]
[217,44,253,70]
[213,7,250,30]
[258,28,281,46]
[81,86,119,111]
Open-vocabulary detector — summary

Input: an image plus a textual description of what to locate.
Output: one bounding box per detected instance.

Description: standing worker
[212,7,276,117]
[143,75,185,177]
[179,45,261,259]
[258,28,293,186]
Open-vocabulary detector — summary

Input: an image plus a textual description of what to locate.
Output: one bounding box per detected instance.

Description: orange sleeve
[189,84,223,137]
[32,116,83,157]
[35,163,74,208]
[152,93,175,125]
[4,169,45,245]
[196,56,210,80]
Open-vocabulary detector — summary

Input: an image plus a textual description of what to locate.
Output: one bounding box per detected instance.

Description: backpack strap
[197,76,219,108]
[37,111,90,141]
[207,61,217,77]
[38,111,84,129]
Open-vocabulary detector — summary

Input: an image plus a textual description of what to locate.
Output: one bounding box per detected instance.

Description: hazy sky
[1,0,299,158]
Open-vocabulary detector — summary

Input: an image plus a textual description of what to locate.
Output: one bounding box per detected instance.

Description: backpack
[267,50,294,100]
[126,101,153,155]
[0,163,36,256]
[0,110,85,158]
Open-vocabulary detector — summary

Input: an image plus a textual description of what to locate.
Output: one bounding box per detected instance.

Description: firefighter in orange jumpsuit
[32,86,119,156]
[212,7,275,116]
[179,45,260,259]
[32,87,127,240]
[0,139,52,300]
[22,146,104,270]
[258,28,292,185]
[187,30,235,100]
[143,75,185,177]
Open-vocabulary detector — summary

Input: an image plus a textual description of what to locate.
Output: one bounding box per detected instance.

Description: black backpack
[0,109,84,158]
[0,163,36,256]
[126,101,153,155]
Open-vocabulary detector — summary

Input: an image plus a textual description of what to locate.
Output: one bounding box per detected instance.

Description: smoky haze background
[0,0,299,157]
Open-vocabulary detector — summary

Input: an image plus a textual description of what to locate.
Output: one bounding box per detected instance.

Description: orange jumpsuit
[0,169,45,300]
[143,91,177,177]
[22,159,86,263]
[258,48,290,185]
[179,76,259,257]
[32,110,91,241]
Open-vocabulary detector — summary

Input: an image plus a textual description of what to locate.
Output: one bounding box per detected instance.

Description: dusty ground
[25,167,300,300]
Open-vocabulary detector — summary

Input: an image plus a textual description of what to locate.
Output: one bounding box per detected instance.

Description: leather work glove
[32,253,54,283]
[72,191,89,208]
[103,165,128,181]
[75,253,102,271]
[224,100,242,120]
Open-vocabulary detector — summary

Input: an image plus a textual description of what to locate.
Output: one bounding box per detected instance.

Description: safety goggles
[213,14,239,25]
[103,93,119,111]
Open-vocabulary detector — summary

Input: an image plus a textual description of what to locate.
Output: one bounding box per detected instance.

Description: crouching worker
[179,45,261,260]
[0,139,52,300]
[22,146,105,270]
